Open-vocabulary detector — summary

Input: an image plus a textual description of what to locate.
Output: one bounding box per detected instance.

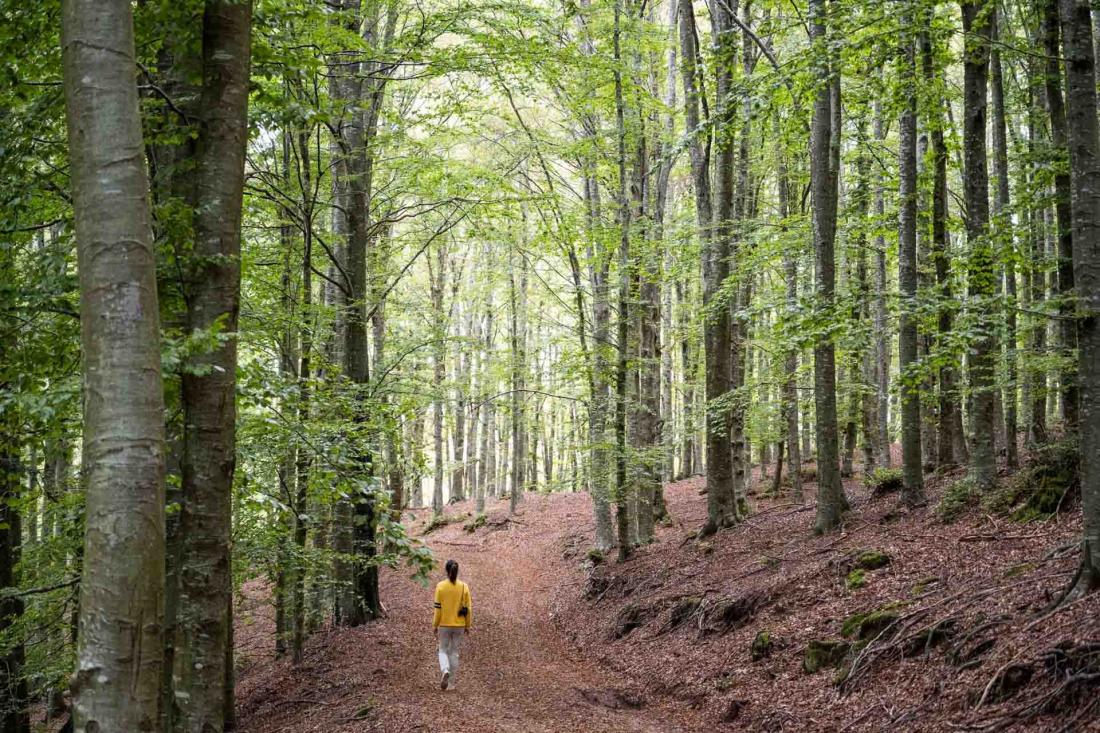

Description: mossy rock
[1002,562,1036,578]
[612,602,658,639]
[463,513,488,533]
[750,630,773,662]
[662,596,701,633]
[349,701,375,720]
[803,640,851,674]
[701,591,768,635]
[865,467,904,497]
[840,608,900,640]
[985,438,1079,521]
[845,569,867,590]
[585,548,606,565]
[422,512,467,534]
[854,550,891,570]
[937,477,977,523]
[911,577,940,596]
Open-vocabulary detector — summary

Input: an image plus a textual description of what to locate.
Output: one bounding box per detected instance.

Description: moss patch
[845,569,867,590]
[865,467,904,497]
[937,477,977,523]
[422,512,468,534]
[855,550,891,570]
[463,513,488,533]
[803,640,851,674]
[985,439,1079,522]
[841,608,900,640]
[750,630,773,661]
[585,548,606,565]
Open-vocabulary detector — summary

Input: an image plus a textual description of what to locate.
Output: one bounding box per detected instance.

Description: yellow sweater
[432,579,472,628]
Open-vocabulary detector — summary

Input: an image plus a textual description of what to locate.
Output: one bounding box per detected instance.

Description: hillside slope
[235,470,1099,732]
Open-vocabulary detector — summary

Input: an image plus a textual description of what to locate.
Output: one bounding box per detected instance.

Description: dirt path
[235,493,711,733]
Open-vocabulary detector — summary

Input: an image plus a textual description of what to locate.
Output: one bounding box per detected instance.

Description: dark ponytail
[445,559,459,583]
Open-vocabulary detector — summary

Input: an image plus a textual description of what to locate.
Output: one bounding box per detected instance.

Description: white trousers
[437,627,463,682]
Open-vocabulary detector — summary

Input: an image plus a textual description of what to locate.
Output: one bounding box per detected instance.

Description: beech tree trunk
[1042,0,1078,431]
[810,0,846,533]
[872,100,892,468]
[61,2,167,728]
[686,0,738,536]
[990,14,1018,469]
[172,5,252,727]
[777,148,803,501]
[1057,0,1100,598]
[898,14,924,505]
[962,0,997,492]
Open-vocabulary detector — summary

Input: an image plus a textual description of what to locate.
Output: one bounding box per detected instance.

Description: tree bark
[777,144,803,501]
[898,13,924,504]
[990,13,1018,469]
[172,4,252,727]
[1057,0,1100,598]
[61,1,166,728]
[920,32,966,469]
[872,100,892,468]
[810,0,846,533]
[613,0,633,558]
[962,0,997,492]
[689,0,739,536]
[1042,0,1079,431]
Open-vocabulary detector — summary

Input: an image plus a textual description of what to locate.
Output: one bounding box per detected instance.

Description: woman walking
[432,559,472,690]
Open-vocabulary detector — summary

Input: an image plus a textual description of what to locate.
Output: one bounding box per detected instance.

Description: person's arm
[463,585,472,629]
[432,584,442,630]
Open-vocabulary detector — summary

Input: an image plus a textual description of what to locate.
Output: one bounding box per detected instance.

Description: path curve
[236,492,711,733]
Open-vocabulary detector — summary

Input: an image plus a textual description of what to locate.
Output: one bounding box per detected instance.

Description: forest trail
[235,492,713,733]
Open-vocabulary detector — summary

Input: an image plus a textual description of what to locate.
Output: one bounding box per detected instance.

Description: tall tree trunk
[61,2,166,728]
[920,34,958,469]
[1027,87,1049,447]
[173,5,252,727]
[509,246,527,514]
[688,0,738,536]
[777,145,803,501]
[810,0,846,533]
[613,0,633,558]
[585,177,615,549]
[898,12,925,505]
[451,307,468,502]
[1043,0,1078,430]
[431,245,447,514]
[477,286,495,514]
[292,131,315,666]
[676,279,696,477]
[962,0,997,492]
[872,100,892,468]
[990,14,1018,469]
[1057,0,1100,598]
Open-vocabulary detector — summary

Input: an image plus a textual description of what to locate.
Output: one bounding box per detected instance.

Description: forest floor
[235,460,1100,732]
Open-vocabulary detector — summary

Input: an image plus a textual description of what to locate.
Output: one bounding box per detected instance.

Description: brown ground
[234,493,715,733]
[235,462,1100,733]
